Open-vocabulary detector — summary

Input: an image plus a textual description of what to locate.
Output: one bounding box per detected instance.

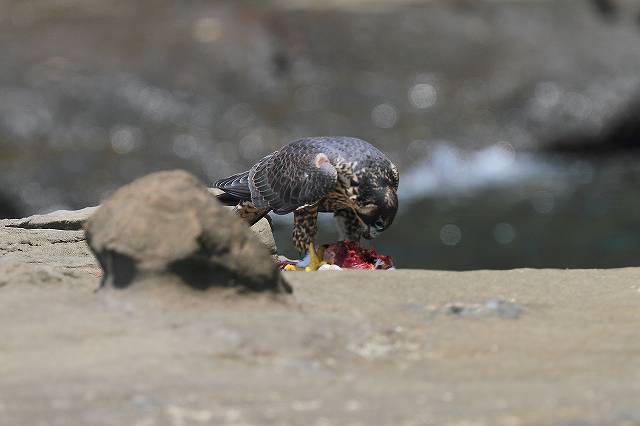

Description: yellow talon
[283,264,299,272]
[304,243,325,272]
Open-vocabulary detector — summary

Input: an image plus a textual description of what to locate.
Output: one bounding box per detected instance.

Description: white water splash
[398,142,562,200]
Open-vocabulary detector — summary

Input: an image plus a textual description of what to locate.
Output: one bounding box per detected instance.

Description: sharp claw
[304,243,325,272]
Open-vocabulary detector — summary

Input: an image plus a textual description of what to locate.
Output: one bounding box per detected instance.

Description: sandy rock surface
[2,210,640,425]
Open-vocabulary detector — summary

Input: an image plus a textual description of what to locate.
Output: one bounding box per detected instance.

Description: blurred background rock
[1,0,639,269]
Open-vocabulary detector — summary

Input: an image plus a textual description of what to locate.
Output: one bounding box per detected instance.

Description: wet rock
[84,170,290,293]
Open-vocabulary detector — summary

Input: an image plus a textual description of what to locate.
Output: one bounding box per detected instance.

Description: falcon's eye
[374,218,385,232]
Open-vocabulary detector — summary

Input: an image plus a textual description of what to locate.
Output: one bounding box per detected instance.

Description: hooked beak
[352,209,381,240]
[363,226,379,240]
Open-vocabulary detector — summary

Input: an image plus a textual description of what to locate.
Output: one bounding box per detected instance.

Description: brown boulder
[84,170,290,293]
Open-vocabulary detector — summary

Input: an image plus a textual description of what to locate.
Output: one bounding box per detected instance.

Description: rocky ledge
[0,171,280,292]
[1,172,640,425]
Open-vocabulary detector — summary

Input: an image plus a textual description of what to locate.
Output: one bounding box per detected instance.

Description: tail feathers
[213,171,251,201]
[215,192,242,206]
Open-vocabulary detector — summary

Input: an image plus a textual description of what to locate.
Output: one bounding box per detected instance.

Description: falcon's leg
[293,206,318,253]
[334,208,364,243]
[233,201,269,226]
[293,206,323,271]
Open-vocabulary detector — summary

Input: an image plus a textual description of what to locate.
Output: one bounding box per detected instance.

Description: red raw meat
[322,240,394,270]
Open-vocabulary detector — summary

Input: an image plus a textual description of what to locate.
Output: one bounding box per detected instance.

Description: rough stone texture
[84,170,289,293]
[0,226,100,287]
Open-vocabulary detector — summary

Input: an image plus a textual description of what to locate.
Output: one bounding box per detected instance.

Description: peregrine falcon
[214,136,399,270]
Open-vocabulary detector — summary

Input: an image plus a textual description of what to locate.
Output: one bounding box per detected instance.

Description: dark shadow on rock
[169,255,235,291]
[100,251,137,289]
[168,256,286,293]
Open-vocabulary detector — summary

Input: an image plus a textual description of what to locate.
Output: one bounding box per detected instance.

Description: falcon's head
[354,162,399,240]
